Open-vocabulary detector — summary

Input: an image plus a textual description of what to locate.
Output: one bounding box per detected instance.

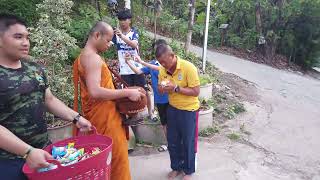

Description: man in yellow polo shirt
[157,44,200,180]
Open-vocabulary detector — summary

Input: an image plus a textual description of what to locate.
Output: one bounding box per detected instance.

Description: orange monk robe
[73,57,131,180]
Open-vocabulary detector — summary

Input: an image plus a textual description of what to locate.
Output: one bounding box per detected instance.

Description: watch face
[175,86,180,92]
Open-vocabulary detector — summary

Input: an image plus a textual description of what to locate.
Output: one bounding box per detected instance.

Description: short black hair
[152,39,167,49]
[0,14,27,33]
[155,44,173,58]
[117,9,132,20]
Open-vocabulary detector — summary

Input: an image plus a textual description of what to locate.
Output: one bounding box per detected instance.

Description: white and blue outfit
[112,28,147,88]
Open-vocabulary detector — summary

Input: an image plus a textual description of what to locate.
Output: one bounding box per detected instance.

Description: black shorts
[156,103,169,125]
[121,74,147,90]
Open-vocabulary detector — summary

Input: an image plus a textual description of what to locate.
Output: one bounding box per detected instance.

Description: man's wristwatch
[174,85,180,93]
[22,147,34,159]
[73,114,81,124]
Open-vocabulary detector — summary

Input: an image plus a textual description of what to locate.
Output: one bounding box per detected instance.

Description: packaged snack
[160,80,169,87]
[91,147,101,156]
[67,142,75,149]
[47,142,102,171]
[68,150,80,161]
[62,159,79,166]
[51,146,67,159]
[37,164,58,173]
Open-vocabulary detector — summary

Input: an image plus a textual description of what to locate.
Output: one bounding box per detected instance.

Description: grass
[213,94,227,103]
[200,74,214,86]
[223,103,246,119]
[199,126,220,137]
[227,132,240,140]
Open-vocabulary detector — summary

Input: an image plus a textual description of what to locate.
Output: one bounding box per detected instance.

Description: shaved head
[86,21,114,53]
[89,21,113,36]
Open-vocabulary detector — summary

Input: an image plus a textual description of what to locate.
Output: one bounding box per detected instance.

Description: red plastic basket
[23,127,113,180]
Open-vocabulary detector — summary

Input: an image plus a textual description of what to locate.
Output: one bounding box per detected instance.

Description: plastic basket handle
[76,126,98,137]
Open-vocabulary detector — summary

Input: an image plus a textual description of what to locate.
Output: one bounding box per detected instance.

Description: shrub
[200,74,214,86]
[66,3,101,47]
[0,0,41,26]
[30,0,77,109]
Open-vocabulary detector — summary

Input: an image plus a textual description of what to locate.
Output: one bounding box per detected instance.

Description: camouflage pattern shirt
[0,61,50,160]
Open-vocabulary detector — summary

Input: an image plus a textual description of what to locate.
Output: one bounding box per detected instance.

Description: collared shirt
[141,60,168,104]
[158,56,200,111]
[112,28,143,75]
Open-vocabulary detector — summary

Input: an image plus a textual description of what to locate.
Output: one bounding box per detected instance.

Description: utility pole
[202,0,211,72]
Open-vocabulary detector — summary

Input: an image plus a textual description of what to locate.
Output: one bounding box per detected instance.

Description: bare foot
[167,170,182,180]
[182,175,192,180]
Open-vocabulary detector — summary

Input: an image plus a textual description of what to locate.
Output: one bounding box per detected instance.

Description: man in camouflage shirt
[0,14,92,180]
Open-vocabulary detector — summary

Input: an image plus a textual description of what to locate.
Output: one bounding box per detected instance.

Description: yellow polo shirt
[158,56,200,111]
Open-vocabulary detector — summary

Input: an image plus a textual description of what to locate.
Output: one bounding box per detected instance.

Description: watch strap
[73,114,81,124]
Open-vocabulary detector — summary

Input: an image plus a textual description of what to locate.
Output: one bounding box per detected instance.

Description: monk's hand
[127,88,143,102]
[76,117,92,132]
[26,148,53,169]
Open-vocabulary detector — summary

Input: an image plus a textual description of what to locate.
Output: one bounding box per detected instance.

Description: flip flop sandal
[158,145,168,152]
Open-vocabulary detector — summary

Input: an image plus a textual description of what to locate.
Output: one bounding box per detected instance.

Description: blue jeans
[167,105,196,175]
[0,158,27,180]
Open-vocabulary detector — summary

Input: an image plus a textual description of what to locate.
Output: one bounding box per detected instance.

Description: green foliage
[30,0,77,109]
[67,47,81,64]
[134,0,320,68]
[101,46,118,60]
[157,11,188,39]
[199,126,219,137]
[223,103,245,119]
[66,3,101,47]
[0,0,41,26]
[227,132,240,141]
[137,28,155,60]
[200,74,213,86]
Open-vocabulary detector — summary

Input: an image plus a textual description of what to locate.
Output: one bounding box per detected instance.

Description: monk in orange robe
[72,22,144,180]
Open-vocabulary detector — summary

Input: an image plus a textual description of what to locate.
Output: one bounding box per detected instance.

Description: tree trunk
[154,8,157,41]
[90,0,95,7]
[185,0,196,52]
[96,0,102,19]
[255,0,265,55]
[255,0,263,36]
[172,0,175,15]
[142,1,145,25]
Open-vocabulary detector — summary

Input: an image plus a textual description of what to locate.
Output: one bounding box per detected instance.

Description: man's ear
[94,31,101,40]
[170,53,175,59]
[0,34,3,48]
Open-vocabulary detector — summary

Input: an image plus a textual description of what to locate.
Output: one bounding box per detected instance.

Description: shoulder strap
[106,64,129,88]
[72,59,80,112]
